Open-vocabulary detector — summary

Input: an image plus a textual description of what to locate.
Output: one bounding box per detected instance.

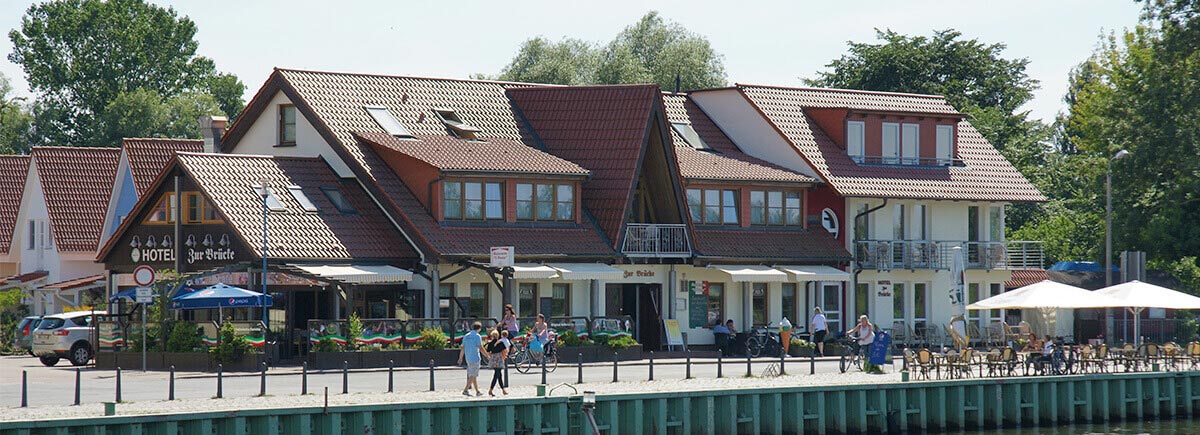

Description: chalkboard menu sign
[688,281,708,328]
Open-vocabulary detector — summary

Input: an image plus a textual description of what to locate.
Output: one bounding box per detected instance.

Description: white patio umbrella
[1095,280,1200,345]
[967,280,1125,339]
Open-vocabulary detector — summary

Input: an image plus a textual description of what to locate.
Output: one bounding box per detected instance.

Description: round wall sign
[821,208,840,239]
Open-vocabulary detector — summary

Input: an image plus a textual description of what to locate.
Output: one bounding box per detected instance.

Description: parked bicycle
[746,326,783,358]
[838,335,867,373]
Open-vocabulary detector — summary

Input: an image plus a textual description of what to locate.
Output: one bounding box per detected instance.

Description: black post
[215,364,222,399]
[429,359,435,392]
[302,362,308,395]
[342,361,349,394]
[649,351,654,381]
[780,344,786,376]
[504,357,509,389]
[718,354,723,378]
[612,352,618,383]
[116,367,123,402]
[21,370,27,408]
[540,352,548,385]
[577,354,584,384]
[746,354,752,377]
[323,387,328,414]
[168,366,175,401]
[74,368,81,405]
[686,351,692,379]
[259,362,268,396]
[388,360,395,393]
[810,353,815,375]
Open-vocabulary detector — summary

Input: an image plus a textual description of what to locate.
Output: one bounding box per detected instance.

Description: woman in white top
[810,307,828,357]
[846,315,875,356]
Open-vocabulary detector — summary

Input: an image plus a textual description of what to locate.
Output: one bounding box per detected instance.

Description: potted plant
[307,335,363,370]
[209,321,262,371]
[603,335,643,361]
[410,327,458,366]
[162,322,207,371]
[556,330,599,363]
[788,338,817,357]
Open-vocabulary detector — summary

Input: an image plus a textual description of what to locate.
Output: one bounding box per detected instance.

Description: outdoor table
[1110,347,1139,372]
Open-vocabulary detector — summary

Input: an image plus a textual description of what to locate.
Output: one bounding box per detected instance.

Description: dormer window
[434,108,481,140]
[671,122,712,151]
[846,121,865,162]
[364,105,413,138]
[936,125,954,165]
[849,118,957,166]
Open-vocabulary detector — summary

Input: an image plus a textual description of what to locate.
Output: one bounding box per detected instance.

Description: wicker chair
[985,347,1017,377]
[912,348,936,380]
[891,321,909,349]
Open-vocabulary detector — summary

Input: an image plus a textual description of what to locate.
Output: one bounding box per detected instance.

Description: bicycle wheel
[517,353,535,374]
[544,350,559,373]
[747,337,764,358]
[839,353,850,373]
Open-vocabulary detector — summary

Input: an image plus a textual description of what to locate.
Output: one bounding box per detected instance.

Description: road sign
[135,287,153,304]
[132,265,156,287]
[490,246,514,267]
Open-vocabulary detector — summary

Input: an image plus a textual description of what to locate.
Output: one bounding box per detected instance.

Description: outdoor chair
[1188,342,1200,369]
[1017,321,1032,339]
[911,348,936,380]
[967,323,984,348]
[1003,322,1021,345]
[924,325,944,350]
[1086,344,1109,373]
[891,322,909,349]
[948,347,976,378]
[986,347,1017,377]
[1139,343,1161,370]
[1161,342,1186,370]
[986,322,1006,347]
[909,324,924,349]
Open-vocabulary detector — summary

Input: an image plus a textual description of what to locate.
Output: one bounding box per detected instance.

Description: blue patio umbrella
[170,283,272,312]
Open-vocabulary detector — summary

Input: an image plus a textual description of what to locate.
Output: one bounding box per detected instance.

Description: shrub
[605,335,638,350]
[166,322,202,352]
[385,342,404,351]
[414,327,449,350]
[1178,317,1199,342]
[790,338,816,349]
[209,321,252,363]
[313,337,342,352]
[345,313,363,351]
[559,330,591,347]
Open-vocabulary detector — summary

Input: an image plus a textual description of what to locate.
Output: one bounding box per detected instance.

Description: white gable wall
[689,89,820,179]
[231,91,353,177]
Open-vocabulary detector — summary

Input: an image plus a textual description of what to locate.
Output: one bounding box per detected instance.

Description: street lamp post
[1106,149,1129,344]
[255,183,270,331]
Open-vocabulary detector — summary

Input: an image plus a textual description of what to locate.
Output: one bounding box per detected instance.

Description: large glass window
[901,124,919,164]
[469,283,489,318]
[847,120,865,162]
[967,283,981,329]
[988,283,1004,324]
[185,193,219,224]
[854,203,870,241]
[144,193,177,224]
[551,283,570,317]
[882,123,900,164]
[936,125,954,165]
[444,181,502,221]
[821,283,842,332]
[751,190,802,226]
[438,283,454,318]
[752,283,768,326]
[706,283,724,327]
[518,283,537,318]
[913,283,928,325]
[278,104,296,145]
[516,183,575,221]
[687,188,738,225]
[989,206,1004,241]
[781,283,798,325]
[893,282,906,327]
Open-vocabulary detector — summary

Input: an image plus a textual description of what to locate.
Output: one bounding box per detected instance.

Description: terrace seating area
[900,340,1200,380]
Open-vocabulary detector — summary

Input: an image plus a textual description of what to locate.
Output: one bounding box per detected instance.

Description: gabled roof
[355,132,589,177]
[662,94,817,184]
[506,84,664,246]
[730,84,1046,202]
[0,155,31,256]
[31,146,120,252]
[122,138,205,196]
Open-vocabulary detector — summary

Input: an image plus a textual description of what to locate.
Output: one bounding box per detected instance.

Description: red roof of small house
[1006,269,1048,289]
[723,84,1046,202]
[0,155,31,255]
[355,132,589,176]
[2,271,47,284]
[31,147,121,252]
[42,274,105,291]
[122,138,205,196]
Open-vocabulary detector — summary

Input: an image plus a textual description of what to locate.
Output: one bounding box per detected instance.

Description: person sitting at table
[712,320,732,356]
[1022,333,1044,352]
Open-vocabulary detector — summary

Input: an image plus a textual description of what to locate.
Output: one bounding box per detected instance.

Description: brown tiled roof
[122,138,205,196]
[42,274,105,291]
[2,271,46,283]
[1006,269,1048,289]
[32,147,120,252]
[735,85,1046,202]
[225,69,615,259]
[0,155,30,255]
[174,153,416,260]
[355,132,589,176]
[693,228,851,262]
[662,94,817,184]
[507,84,664,246]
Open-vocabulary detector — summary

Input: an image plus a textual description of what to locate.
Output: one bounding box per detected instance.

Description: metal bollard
[168,366,175,401]
[747,354,752,377]
[780,346,786,375]
[259,362,268,396]
[302,362,308,395]
[686,351,692,379]
[388,360,395,393]
[215,364,222,399]
[116,367,123,402]
[649,351,654,381]
[75,368,82,405]
[429,359,435,392]
[504,357,510,389]
[577,354,584,384]
[612,352,619,383]
[810,353,815,375]
[21,370,27,408]
[323,387,328,414]
[342,361,349,394]
[718,354,723,378]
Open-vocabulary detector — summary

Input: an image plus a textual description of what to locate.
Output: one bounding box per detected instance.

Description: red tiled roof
[693,228,850,262]
[3,271,47,283]
[42,274,105,291]
[1006,269,1048,289]
[733,85,1046,202]
[662,94,817,184]
[122,138,205,196]
[174,153,416,260]
[32,147,120,252]
[507,84,663,246]
[355,132,589,176]
[0,155,30,255]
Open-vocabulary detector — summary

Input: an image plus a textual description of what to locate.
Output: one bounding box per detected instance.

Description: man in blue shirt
[458,321,488,397]
[712,319,734,356]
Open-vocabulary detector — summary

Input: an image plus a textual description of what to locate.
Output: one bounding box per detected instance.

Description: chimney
[198,115,229,153]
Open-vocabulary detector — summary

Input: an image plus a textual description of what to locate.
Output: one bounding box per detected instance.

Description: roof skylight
[320,186,357,215]
[671,122,712,151]
[287,185,319,212]
[364,105,413,137]
[433,108,482,140]
[251,184,287,212]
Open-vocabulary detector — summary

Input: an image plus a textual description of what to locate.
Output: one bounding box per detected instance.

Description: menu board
[688,281,708,328]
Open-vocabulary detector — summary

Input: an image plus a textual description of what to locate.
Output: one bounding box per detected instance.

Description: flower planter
[162,352,209,372]
[213,353,265,372]
[407,349,460,367]
[360,350,410,368]
[788,346,816,358]
[823,343,848,357]
[308,351,363,370]
[96,351,262,372]
[557,346,600,363]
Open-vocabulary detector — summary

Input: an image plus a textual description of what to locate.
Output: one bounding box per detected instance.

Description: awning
[709,265,789,282]
[290,264,413,284]
[511,264,560,280]
[546,263,623,280]
[775,265,850,282]
[40,274,106,292]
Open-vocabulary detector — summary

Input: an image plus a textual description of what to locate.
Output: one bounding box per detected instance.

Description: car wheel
[28,349,35,357]
[40,355,60,366]
[69,343,92,366]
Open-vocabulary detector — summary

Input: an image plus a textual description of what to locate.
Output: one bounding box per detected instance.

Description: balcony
[621,223,691,258]
[854,240,1044,271]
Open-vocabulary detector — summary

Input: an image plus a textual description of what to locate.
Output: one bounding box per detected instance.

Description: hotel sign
[128,233,237,265]
[111,227,249,272]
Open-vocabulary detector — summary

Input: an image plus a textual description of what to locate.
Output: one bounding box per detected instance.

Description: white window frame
[901,123,919,164]
[911,204,929,240]
[988,205,1005,242]
[846,121,865,162]
[26,220,37,251]
[42,221,52,250]
[936,125,954,165]
[881,123,900,164]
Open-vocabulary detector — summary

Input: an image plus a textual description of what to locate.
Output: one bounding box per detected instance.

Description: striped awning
[290,264,413,284]
[709,265,789,282]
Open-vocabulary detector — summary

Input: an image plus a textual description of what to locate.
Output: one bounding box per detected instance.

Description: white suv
[32,311,106,367]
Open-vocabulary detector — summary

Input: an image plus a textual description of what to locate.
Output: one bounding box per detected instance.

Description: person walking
[458,321,488,397]
[486,330,509,396]
[502,304,519,337]
[810,307,828,357]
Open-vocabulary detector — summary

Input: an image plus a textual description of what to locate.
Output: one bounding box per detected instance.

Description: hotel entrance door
[606,283,662,350]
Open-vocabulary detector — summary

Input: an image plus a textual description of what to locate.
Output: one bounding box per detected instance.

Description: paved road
[0,353,879,408]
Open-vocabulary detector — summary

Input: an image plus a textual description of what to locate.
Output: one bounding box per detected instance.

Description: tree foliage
[496,12,726,91]
[7,0,244,148]
[0,73,33,154]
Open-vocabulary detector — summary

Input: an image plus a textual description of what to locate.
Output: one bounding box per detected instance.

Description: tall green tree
[0,73,33,154]
[8,0,244,147]
[806,29,1053,233]
[496,11,726,91]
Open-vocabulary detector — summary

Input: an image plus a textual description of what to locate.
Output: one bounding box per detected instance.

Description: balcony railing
[855,240,1044,271]
[621,223,691,258]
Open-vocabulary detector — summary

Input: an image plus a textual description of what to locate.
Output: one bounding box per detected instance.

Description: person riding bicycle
[846,315,875,358]
[529,314,554,362]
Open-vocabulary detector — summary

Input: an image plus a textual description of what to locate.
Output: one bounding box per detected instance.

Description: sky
[0,0,1143,123]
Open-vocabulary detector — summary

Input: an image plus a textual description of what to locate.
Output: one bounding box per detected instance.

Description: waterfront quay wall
[3,371,1199,434]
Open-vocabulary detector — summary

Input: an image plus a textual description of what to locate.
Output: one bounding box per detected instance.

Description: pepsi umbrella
[170,283,272,314]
